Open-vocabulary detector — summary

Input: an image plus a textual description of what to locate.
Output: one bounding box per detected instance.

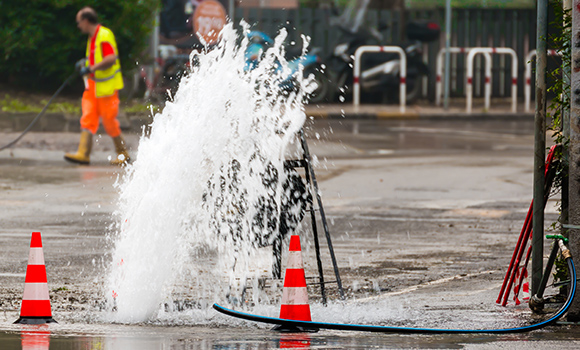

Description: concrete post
[562,0,571,262]
[567,0,580,321]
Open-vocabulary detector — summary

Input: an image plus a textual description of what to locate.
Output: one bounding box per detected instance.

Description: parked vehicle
[245,31,329,103]
[125,44,201,105]
[325,2,440,103]
[129,32,327,104]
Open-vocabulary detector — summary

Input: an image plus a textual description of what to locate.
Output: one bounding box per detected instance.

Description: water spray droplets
[106,22,312,323]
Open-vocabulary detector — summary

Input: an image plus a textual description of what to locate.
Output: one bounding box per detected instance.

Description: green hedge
[0,0,158,90]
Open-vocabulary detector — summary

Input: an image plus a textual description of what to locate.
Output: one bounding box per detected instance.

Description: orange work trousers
[80,80,121,137]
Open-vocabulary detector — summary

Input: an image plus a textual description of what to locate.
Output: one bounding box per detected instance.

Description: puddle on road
[440,208,511,219]
[1,322,578,349]
[319,119,534,156]
[0,162,119,186]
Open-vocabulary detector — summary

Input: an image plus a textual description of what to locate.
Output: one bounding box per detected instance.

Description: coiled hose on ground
[213,238,576,334]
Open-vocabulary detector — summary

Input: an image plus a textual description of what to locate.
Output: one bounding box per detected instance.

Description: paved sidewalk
[305,103,533,120]
[0,102,534,133]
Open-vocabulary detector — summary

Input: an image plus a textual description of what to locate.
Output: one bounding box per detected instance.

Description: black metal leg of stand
[536,241,560,299]
[300,129,345,300]
[535,161,559,299]
[304,166,328,305]
[272,236,282,280]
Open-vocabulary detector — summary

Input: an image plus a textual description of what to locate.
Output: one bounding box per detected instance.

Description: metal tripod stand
[272,129,345,304]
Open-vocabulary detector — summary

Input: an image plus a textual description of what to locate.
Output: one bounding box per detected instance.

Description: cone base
[272,324,319,333]
[14,317,57,325]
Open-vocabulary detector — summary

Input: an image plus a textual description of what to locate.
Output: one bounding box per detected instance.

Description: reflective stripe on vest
[85,26,124,97]
[91,68,121,82]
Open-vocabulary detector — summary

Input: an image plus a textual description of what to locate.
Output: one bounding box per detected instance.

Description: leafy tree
[0,0,158,90]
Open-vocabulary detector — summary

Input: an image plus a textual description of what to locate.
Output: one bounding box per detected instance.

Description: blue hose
[213,257,576,334]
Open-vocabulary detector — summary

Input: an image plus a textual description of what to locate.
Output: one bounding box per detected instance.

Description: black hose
[213,254,577,334]
[0,73,76,152]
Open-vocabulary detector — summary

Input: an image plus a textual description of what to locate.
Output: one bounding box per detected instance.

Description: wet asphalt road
[1,118,579,349]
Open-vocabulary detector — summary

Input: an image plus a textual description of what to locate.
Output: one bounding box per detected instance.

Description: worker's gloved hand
[75,59,86,72]
[78,66,91,76]
[75,59,90,76]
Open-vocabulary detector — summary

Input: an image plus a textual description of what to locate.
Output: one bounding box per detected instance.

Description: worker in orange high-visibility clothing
[65,6,129,166]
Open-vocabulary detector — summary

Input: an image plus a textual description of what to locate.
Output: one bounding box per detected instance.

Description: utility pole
[567,0,580,321]
[532,0,548,297]
[229,0,235,22]
[443,0,452,110]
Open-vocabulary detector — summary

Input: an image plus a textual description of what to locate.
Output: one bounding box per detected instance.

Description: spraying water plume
[106,22,315,323]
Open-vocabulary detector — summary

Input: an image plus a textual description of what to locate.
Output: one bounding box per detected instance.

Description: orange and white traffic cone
[14,232,56,324]
[513,267,521,306]
[273,235,317,332]
[522,280,530,302]
[513,267,530,306]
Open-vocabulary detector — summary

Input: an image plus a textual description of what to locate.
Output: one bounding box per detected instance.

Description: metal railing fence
[231,7,537,101]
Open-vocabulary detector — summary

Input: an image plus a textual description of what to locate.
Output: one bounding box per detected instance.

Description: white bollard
[525,49,561,112]
[466,47,518,114]
[436,48,492,110]
[436,47,468,106]
[354,46,407,113]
